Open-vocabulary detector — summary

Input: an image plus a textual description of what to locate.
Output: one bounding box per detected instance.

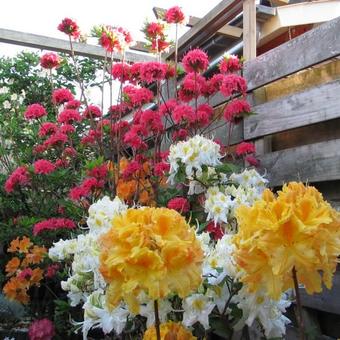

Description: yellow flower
[99,207,203,312]
[234,182,340,300]
[143,321,196,340]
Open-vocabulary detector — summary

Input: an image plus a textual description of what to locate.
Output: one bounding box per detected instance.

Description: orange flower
[30,268,44,285]
[117,178,137,201]
[5,257,21,276]
[3,277,30,304]
[22,245,47,266]
[143,321,196,340]
[8,236,32,253]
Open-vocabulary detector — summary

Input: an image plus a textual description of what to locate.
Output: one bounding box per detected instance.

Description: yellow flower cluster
[99,207,203,312]
[234,182,340,300]
[143,321,196,340]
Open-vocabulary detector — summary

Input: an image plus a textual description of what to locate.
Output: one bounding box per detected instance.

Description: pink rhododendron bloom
[83,105,102,119]
[80,129,101,146]
[57,18,80,39]
[45,264,60,279]
[209,73,224,92]
[18,268,33,280]
[87,164,108,179]
[172,104,195,124]
[40,52,60,69]
[33,218,76,235]
[62,147,77,158]
[154,162,170,176]
[60,124,76,134]
[65,99,81,110]
[122,160,142,179]
[38,122,58,137]
[111,62,131,82]
[29,318,55,340]
[178,72,206,102]
[140,62,167,84]
[69,186,88,201]
[123,125,147,150]
[219,54,242,74]
[33,144,47,154]
[245,155,260,167]
[33,159,56,175]
[55,159,69,168]
[109,103,129,116]
[43,131,68,148]
[206,221,224,240]
[57,109,82,124]
[159,99,178,116]
[196,103,213,126]
[182,48,209,73]
[172,128,188,141]
[24,104,47,120]
[220,74,247,97]
[167,197,190,213]
[139,109,164,133]
[130,62,143,82]
[123,85,154,108]
[223,99,251,123]
[151,38,170,53]
[236,142,256,156]
[4,166,30,193]
[165,6,186,24]
[145,22,166,39]
[52,88,74,105]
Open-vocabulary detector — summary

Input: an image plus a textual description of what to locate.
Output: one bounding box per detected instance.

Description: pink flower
[38,122,58,137]
[196,103,213,126]
[130,62,143,83]
[236,142,256,156]
[29,318,55,340]
[123,124,147,150]
[52,88,74,105]
[165,6,186,24]
[80,129,101,146]
[178,72,206,102]
[145,22,165,39]
[159,99,178,116]
[55,159,69,168]
[18,268,33,280]
[33,159,56,175]
[209,73,224,92]
[140,62,167,84]
[57,109,82,124]
[219,54,242,74]
[122,160,141,179]
[109,103,129,116]
[43,132,68,148]
[98,26,122,52]
[45,264,60,279]
[69,177,104,201]
[151,39,170,53]
[220,74,247,97]
[65,99,81,110]
[87,164,108,179]
[123,85,153,108]
[245,155,260,167]
[83,105,102,119]
[62,147,77,158]
[24,104,47,120]
[60,124,75,134]
[154,162,170,176]
[223,99,251,123]
[69,186,88,201]
[4,166,30,193]
[33,218,76,236]
[172,128,188,141]
[57,18,80,39]
[116,26,134,46]
[167,197,190,214]
[111,62,131,82]
[172,104,195,124]
[40,52,60,69]
[33,144,47,154]
[206,221,224,240]
[182,48,209,73]
[139,109,163,133]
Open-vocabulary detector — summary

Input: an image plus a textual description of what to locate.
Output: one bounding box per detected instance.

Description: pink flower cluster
[52,88,74,105]
[58,18,80,39]
[167,197,190,214]
[223,99,251,123]
[24,104,47,120]
[4,166,30,193]
[123,85,154,108]
[219,54,242,74]
[33,218,76,236]
[28,318,55,340]
[164,6,186,24]
[33,159,56,175]
[40,52,60,69]
[182,49,209,73]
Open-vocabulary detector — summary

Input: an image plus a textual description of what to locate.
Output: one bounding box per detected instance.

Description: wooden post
[243,0,257,61]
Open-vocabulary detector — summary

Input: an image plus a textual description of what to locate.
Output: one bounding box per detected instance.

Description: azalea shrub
[1,5,340,340]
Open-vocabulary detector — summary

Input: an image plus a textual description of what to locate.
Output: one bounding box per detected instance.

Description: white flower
[10,93,18,101]
[87,196,127,234]
[196,232,211,256]
[234,286,291,338]
[206,282,231,314]
[168,135,222,184]
[0,87,9,94]
[48,238,78,261]
[230,169,267,190]
[3,100,11,109]
[182,294,215,329]
[7,79,14,85]
[139,299,172,327]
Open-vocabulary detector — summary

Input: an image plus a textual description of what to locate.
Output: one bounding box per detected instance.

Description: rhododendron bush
[1,5,340,340]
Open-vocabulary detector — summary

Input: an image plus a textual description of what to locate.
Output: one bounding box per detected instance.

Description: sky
[0,0,222,56]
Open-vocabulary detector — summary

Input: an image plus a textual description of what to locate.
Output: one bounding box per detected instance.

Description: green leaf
[216,162,239,174]
[210,316,233,339]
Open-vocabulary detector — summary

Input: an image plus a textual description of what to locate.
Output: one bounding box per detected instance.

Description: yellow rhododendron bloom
[143,321,196,340]
[99,207,203,312]
[234,182,340,300]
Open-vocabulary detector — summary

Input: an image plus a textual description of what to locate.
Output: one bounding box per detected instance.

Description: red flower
[151,39,170,53]
[172,104,195,124]
[123,85,154,108]
[196,103,213,126]
[219,54,242,74]
[123,124,147,150]
[130,62,143,83]
[80,129,101,146]
[57,18,80,39]
[220,74,247,97]
[223,99,251,123]
[167,197,190,214]
[60,124,75,134]
[172,128,188,141]
[245,155,260,167]
[154,162,170,176]
[38,122,58,137]
[24,104,47,120]
[52,88,74,105]
[65,99,81,110]
[236,142,256,156]
[145,22,165,39]
[116,26,134,46]
[122,160,141,179]
[45,264,60,279]
[139,109,163,133]
[33,218,76,236]
[165,6,186,24]
[4,166,30,193]
[33,159,56,175]
[109,103,129,116]
[206,221,224,240]
[159,99,177,116]
[182,48,209,73]
[40,52,60,69]
[43,132,68,148]
[62,147,77,158]
[33,144,47,154]
[111,62,131,82]
[178,72,206,102]
[69,186,88,201]
[57,109,81,124]
[140,62,167,84]
[87,164,108,179]
[28,318,55,340]
[83,105,102,119]
[98,26,122,52]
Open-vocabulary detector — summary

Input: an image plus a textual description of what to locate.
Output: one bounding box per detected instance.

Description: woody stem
[292,266,306,340]
[154,300,161,340]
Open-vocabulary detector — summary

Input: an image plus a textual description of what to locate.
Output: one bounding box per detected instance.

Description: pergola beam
[0,28,156,63]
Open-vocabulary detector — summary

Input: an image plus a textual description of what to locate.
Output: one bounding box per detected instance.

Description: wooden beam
[243,0,257,61]
[0,28,156,63]
[244,79,340,140]
[165,0,243,59]
[259,139,340,186]
[243,15,340,91]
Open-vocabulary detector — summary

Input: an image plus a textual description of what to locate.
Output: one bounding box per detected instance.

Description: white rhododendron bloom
[48,238,78,261]
[167,135,222,183]
[139,299,172,327]
[206,282,232,314]
[230,168,267,189]
[182,294,216,330]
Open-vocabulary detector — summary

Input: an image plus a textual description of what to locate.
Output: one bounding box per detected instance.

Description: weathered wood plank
[243,0,257,61]
[244,79,340,139]
[243,15,340,91]
[0,28,156,63]
[259,139,340,186]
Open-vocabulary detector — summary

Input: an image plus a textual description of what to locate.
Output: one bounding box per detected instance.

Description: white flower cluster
[204,169,267,225]
[0,86,25,111]
[49,196,129,338]
[167,135,222,184]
